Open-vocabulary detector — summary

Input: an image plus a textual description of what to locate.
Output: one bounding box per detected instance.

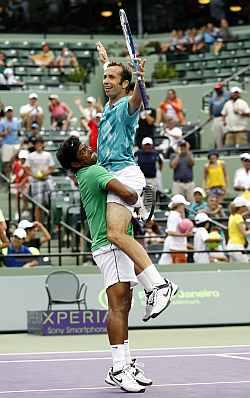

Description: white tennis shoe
[106,366,145,393]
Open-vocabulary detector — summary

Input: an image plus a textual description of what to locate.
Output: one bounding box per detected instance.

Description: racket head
[119,9,137,64]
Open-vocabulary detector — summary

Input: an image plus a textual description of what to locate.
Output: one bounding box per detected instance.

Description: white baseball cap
[240,153,250,161]
[13,228,27,239]
[195,212,211,224]
[29,93,38,99]
[18,220,35,229]
[230,86,242,94]
[5,105,13,112]
[49,94,59,100]
[193,187,206,198]
[169,194,190,209]
[69,130,80,138]
[87,96,96,103]
[96,112,102,118]
[233,197,249,208]
[142,137,153,146]
[18,150,29,159]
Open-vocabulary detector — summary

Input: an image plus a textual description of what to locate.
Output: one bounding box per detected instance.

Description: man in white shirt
[234,153,250,196]
[20,93,44,131]
[222,87,250,146]
[25,137,55,221]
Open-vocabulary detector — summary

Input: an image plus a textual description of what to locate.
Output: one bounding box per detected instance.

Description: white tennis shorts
[107,165,146,213]
[92,244,138,290]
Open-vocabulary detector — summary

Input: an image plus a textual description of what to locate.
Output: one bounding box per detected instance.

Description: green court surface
[1,326,250,354]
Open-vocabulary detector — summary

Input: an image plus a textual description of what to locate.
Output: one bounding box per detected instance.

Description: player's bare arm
[128,58,145,114]
[106,179,138,206]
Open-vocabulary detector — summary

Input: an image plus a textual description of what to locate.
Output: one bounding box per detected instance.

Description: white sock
[111,344,126,372]
[142,264,165,287]
[137,270,154,292]
[124,339,132,365]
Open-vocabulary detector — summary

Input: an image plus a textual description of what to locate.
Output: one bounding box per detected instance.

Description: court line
[219,354,250,362]
[1,344,250,356]
[1,352,250,364]
[1,380,250,394]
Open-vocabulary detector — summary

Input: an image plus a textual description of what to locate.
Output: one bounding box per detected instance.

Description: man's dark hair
[56,136,81,171]
[107,61,132,93]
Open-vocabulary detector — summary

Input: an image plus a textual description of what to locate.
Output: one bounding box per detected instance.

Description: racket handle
[138,78,150,110]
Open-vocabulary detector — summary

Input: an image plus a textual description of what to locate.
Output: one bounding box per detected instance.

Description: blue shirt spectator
[4,228,38,268]
[0,106,21,145]
[209,84,230,117]
[135,137,163,179]
[189,187,207,218]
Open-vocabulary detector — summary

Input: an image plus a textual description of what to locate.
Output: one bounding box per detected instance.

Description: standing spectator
[0,208,9,249]
[204,195,226,219]
[193,212,211,264]
[157,89,186,125]
[18,219,51,250]
[204,150,228,202]
[189,187,207,217]
[0,106,21,177]
[233,153,250,198]
[135,137,163,190]
[20,93,44,131]
[25,137,55,222]
[135,106,156,148]
[11,149,29,211]
[159,194,190,265]
[31,42,55,67]
[49,94,73,131]
[3,228,38,268]
[75,96,103,122]
[170,140,195,202]
[87,113,102,152]
[222,87,250,147]
[227,197,250,263]
[55,47,78,72]
[209,82,230,148]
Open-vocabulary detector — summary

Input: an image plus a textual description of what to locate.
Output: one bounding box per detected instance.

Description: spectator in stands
[26,122,40,152]
[48,94,73,131]
[87,112,102,152]
[0,51,6,74]
[158,117,183,158]
[159,194,191,265]
[20,93,44,131]
[193,212,211,264]
[186,28,205,54]
[233,153,250,199]
[218,18,235,42]
[227,197,250,263]
[135,105,156,148]
[3,228,38,268]
[0,105,21,177]
[0,208,9,249]
[207,230,228,262]
[55,47,79,72]
[203,23,221,55]
[189,187,207,217]
[209,82,230,149]
[144,219,163,247]
[170,140,195,202]
[135,137,163,190]
[0,67,22,86]
[31,42,55,67]
[18,219,51,250]
[156,89,185,125]
[25,137,55,222]
[75,96,100,122]
[11,149,29,211]
[203,150,228,202]
[204,194,226,219]
[222,87,250,147]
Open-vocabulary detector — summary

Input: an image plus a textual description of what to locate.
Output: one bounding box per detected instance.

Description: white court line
[0,344,250,356]
[1,380,250,394]
[219,354,250,362]
[1,352,250,364]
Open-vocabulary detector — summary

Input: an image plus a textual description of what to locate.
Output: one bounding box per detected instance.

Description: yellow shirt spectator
[205,159,226,189]
[228,213,246,245]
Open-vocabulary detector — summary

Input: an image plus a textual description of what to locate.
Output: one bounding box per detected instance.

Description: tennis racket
[140,184,157,224]
[119,9,150,110]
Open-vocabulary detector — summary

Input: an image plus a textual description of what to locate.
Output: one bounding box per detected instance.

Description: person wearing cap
[75,96,101,122]
[159,194,191,265]
[18,219,51,250]
[189,187,207,217]
[227,197,250,263]
[20,93,44,131]
[134,137,163,190]
[11,149,30,211]
[31,42,55,67]
[204,150,228,203]
[3,228,38,268]
[170,140,195,202]
[0,106,21,177]
[208,82,230,149]
[48,95,73,131]
[193,212,212,264]
[233,153,250,197]
[25,137,55,222]
[221,87,250,147]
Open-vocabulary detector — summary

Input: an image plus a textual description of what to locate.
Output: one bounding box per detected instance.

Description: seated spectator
[157,89,186,125]
[204,195,226,219]
[0,105,21,177]
[233,153,250,198]
[20,93,44,131]
[188,27,205,53]
[18,220,51,250]
[0,208,9,249]
[204,22,221,55]
[159,194,191,265]
[55,47,79,72]
[75,96,101,122]
[218,18,235,42]
[31,42,55,67]
[25,137,55,222]
[135,105,156,148]
[227,197,250,263]
[49,94,73,131]
[3,228,38,268]
[207,231,228,263]
[158,118,183,158]
[193,212,211,264]
[222,87,250,147]
[189,187,207,217]
[11,149,29,211]
[0,67,22,86]
[204,150,228,202]
[135,137,163,191]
